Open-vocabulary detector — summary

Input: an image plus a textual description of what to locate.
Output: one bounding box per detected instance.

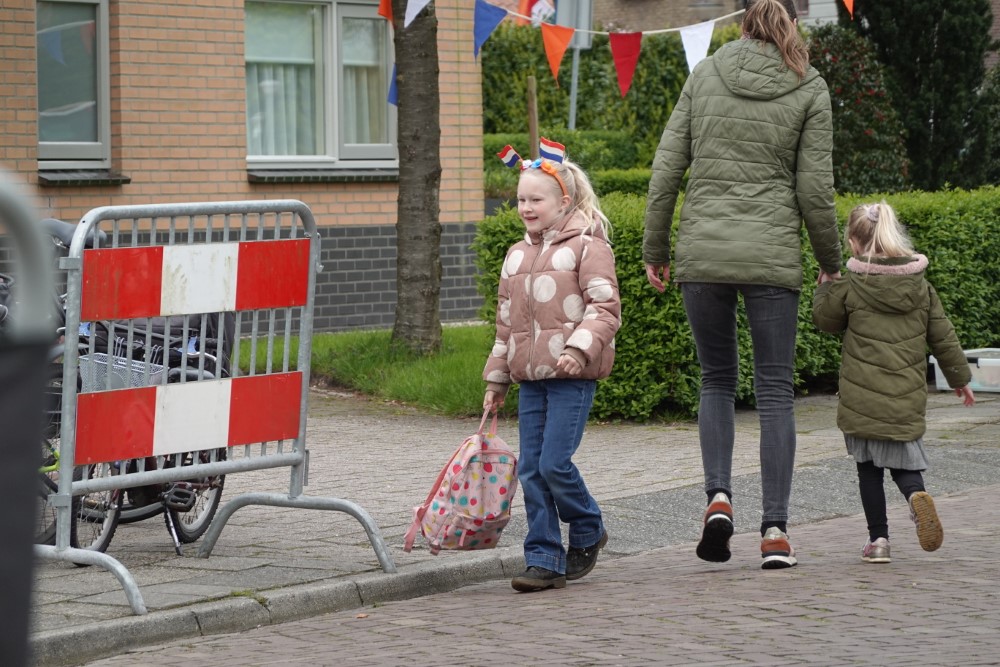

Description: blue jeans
[681,282,799,526]
[517,379,604,573]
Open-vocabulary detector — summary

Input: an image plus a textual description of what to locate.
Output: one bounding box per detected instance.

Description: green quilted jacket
[812,254,971,441]
[643,38,842,289]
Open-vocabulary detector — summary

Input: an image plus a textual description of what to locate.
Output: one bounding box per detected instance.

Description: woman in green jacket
[643,0,842,570]
[813,201,974,563]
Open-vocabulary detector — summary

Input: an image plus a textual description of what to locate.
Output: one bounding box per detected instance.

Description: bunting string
[395,0,855,104]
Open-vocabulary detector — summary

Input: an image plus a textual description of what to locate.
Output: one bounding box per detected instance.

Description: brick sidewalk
[31,388,1000,666]
[80,483,1000,666]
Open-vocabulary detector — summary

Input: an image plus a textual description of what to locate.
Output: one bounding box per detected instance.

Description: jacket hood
[845,254,929,315]
[712,39,816,100]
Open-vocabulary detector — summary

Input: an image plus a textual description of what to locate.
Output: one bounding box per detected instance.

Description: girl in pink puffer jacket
[483,147,621,593]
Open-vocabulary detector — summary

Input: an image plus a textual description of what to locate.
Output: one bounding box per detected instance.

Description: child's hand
[483,390,505,412]
[955,385,975,406]
[556,353,582,376]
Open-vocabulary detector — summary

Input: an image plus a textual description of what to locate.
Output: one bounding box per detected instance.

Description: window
[245,1,396,169]
[36,0,111,168]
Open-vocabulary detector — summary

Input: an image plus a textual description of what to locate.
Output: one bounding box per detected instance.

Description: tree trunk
[390,0,443,355]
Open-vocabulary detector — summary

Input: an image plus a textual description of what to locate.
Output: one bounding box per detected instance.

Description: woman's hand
[817,270,842,285]
[646,264,670,293]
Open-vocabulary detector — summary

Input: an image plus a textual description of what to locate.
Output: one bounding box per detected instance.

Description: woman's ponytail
[743,0,809,79]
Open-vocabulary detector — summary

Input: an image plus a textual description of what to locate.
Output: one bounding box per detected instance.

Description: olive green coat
[643,39,842,289]
[812,254,971,441]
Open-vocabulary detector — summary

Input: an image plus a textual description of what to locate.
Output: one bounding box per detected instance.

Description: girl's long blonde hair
[845,200,914,259]
[743,0,810,79]
[531,158,612,240]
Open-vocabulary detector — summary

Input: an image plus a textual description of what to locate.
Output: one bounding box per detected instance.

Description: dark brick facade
[0,222,485,335]
[313,223,484,332]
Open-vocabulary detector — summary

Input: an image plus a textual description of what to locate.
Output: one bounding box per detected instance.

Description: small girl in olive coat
[813,201,975,564]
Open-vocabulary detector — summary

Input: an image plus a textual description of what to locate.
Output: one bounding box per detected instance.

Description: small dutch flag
[496,145,521,168]
[538,137,566,163]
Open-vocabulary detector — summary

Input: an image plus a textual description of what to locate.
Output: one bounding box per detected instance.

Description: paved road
[30,387,1000,666]
[78,484,1000,667]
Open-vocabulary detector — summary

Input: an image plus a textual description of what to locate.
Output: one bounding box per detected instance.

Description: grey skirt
[844,434,929,471]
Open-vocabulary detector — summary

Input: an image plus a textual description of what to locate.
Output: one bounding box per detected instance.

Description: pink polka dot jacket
[483,211,621,391]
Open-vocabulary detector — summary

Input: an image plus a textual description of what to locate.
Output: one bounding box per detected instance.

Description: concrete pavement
[30,386,1000,666]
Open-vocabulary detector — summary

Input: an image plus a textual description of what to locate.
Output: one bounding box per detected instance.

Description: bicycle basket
[79,353,165,392]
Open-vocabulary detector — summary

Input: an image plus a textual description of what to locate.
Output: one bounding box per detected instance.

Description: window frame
[245,0,398,170]
[36,0,112,169]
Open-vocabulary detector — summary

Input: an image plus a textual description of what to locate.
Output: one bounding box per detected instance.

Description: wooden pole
[527,75,539,159]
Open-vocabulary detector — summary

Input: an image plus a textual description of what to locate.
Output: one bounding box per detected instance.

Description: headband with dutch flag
[538,137,566,162]
[495,137,566,168]
[496,144,521,168]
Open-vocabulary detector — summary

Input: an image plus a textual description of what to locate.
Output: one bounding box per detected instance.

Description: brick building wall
[0,0,485,332]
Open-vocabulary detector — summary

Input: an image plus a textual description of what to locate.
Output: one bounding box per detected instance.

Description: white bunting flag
[404,0,433,27]
[680,20,716,73]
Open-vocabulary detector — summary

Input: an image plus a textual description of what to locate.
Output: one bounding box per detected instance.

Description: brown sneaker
[696,492,734,562]
[760,527,797,569]
[909,491,944,552]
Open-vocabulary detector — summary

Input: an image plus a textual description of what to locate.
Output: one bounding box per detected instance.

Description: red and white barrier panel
[75,372,303,465]
[81,239,311,320]
[73,238,312,465]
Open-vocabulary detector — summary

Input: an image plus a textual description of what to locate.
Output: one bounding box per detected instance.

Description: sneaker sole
[696,516,734,563]
[565,532,609,582]
[910,492,944,552]
[862,555,891,564]
[511,575,567,592]
[761,554,797,569]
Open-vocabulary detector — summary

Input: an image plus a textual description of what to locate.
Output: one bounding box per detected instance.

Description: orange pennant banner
[541,23,575,86]
[842,0,854,18]
[378,0,393,22]
[609,32,643,98]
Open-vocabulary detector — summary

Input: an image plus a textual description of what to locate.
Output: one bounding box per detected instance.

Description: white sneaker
[760,526,797,569]
[862,537,891,563]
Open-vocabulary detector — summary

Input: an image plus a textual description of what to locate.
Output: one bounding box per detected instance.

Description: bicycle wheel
[36,474,59,546]
[118,497,164,524]
[72,461,123,555]
[166,448,226,543]
[36,363,77,546]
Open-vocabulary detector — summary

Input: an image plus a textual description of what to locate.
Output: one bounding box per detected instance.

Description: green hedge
[472,186,1000,420]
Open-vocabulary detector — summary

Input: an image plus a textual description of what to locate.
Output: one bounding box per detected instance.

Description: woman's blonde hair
[743,0,809,79]
[845,200,914,259]
[526,157,612,239]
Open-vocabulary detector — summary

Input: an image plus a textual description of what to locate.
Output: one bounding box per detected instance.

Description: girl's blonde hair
[525,157,612,239]
[845,200,914,259]
[743,0,809,79]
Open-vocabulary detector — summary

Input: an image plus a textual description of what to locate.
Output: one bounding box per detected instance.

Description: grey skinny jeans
[681,282,799,525]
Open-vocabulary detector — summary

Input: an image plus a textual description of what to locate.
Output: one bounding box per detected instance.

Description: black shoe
[511,566,567,592]
[566,531,609,581]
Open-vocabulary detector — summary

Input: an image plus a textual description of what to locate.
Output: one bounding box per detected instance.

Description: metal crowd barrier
[35,200,396,615]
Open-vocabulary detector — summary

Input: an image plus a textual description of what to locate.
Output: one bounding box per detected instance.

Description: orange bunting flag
[378,0,393,22]
[842,0,854,18]
[540,23,575,86]
[609,32,643,98]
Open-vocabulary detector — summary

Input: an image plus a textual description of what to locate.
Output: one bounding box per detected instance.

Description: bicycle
[22,218,231,556]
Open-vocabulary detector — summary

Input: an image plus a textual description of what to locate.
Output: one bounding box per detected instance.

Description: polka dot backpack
[403,409,518,555]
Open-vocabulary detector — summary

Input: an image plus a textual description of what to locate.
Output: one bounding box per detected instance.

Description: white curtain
[342,64,385,144]
[246,63,317,156]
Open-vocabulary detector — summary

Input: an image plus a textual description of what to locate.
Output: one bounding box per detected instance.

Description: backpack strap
[403,409,495,552]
